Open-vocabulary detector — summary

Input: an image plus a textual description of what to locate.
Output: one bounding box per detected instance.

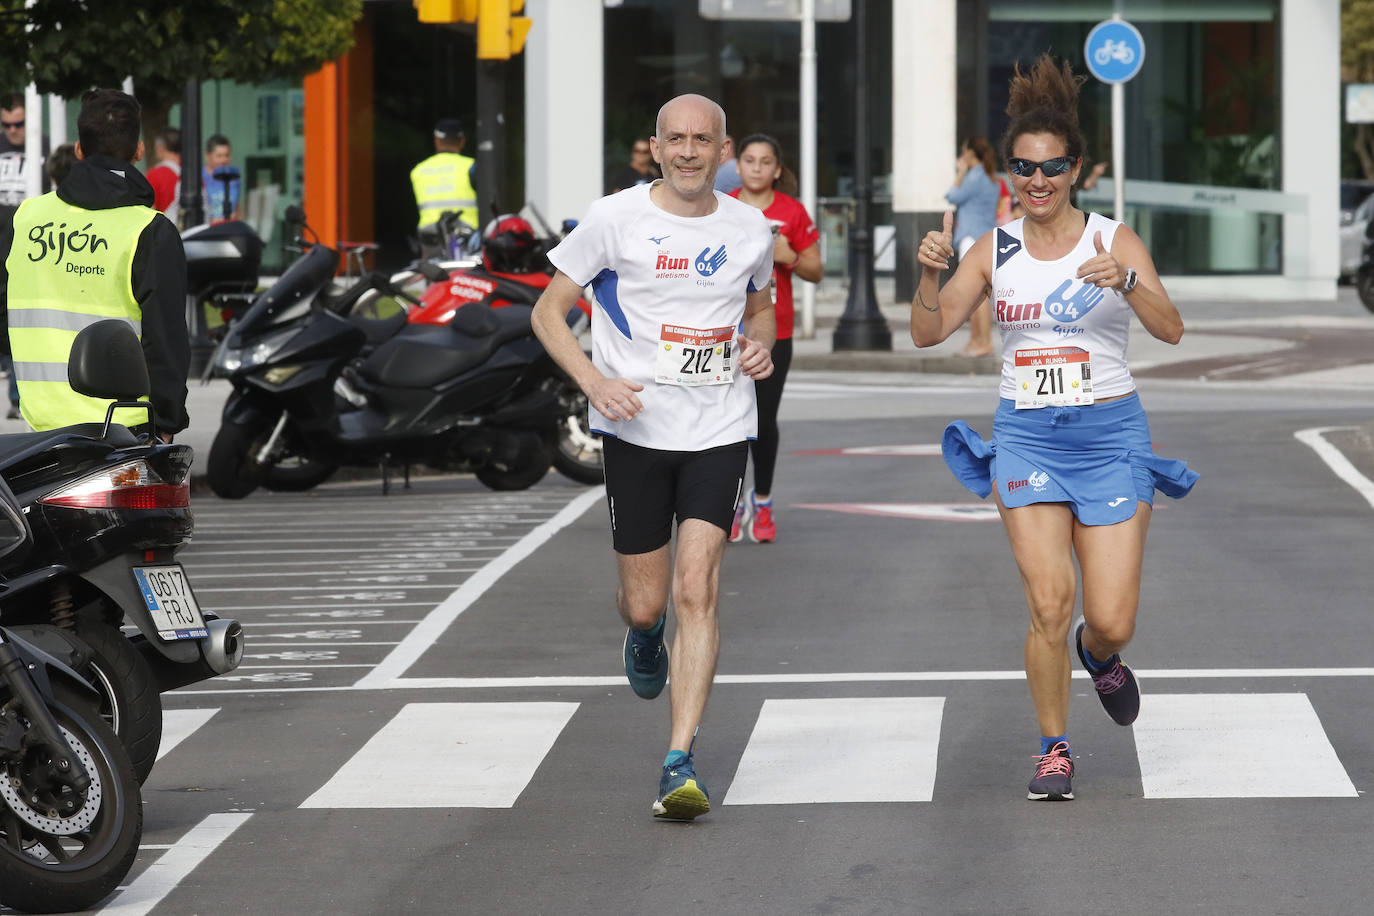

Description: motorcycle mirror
[419,262,450,283]
[284,205,306,225]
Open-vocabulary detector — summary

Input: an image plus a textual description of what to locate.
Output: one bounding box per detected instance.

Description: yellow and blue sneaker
[622,617,667,699]
[652,751,710,820]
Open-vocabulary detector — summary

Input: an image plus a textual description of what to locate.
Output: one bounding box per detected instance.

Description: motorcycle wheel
[206,417,268,499]
[73,620,162,786]
[262,457,339,493]
[1357,268,1374,314]
[552,384,604,485]
[0,682,142,915]
[474,431,553,492]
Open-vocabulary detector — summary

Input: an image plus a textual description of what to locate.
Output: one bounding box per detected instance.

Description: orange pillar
[303,14,374,257]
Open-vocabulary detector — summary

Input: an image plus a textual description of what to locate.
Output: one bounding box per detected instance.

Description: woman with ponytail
[909,54,1198,801]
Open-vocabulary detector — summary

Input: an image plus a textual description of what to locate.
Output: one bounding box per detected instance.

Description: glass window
[983,1,1281,274]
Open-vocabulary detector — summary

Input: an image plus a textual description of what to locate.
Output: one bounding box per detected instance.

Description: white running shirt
[990,212,1135,402]
[549,182,774,451]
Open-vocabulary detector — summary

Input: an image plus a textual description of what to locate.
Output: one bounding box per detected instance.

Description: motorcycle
[0,475,142,914]
[390,211,603,485]
[205,208,589,498]
[0,320,244,784]
[182,218,265,376]
[1355,214,1374,314]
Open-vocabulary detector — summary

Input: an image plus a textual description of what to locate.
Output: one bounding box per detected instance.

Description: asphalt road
[35,370,1374,916]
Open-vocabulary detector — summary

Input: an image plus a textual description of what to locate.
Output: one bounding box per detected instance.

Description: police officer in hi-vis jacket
[0,88,189,441]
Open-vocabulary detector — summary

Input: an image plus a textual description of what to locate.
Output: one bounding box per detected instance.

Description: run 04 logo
[996,277,1104,338]
[652,242,727,286]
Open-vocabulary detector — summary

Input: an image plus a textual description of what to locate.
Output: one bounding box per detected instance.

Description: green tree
[1343,0,1374,178]
[0,0,361,161]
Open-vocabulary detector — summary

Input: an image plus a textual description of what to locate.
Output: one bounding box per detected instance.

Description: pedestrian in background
[605,137,659,193]
[909,54,1197,802]
[947,136,1001,358]
[531,93,775,821]
[411,117,477,259]
[146,127,181,225]
[728,133,821,543]
[202,133,241,223]
[44,143,75,187]
[713,134,741,193]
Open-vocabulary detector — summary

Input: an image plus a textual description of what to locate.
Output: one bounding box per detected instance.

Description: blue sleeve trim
[591,268,632,339]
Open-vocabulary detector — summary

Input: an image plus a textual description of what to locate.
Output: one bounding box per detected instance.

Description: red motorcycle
[391,214,602,484]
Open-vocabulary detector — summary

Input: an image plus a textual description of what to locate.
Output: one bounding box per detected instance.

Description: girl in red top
[728,134,822,543]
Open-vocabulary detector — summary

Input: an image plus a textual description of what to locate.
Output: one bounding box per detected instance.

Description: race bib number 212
[655,324,735,387]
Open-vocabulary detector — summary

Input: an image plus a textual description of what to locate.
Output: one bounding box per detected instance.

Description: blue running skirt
[942,393,1198,526]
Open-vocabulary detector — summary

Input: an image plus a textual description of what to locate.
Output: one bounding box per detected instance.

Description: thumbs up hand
[918,211,955,272]
[1077,229,1125,289]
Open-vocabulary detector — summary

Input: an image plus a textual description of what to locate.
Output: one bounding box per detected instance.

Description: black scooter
[0,322,244,785]
[205,208,577,498]
[1356,216,1374,314]
[0,475,142,914]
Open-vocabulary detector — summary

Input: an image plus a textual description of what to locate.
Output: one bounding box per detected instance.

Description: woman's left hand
[1077,231,1128,289]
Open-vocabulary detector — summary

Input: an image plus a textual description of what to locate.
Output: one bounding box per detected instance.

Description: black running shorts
[601,436,748,555]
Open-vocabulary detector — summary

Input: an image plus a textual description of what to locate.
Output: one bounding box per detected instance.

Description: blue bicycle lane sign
[1084,19,1145,84]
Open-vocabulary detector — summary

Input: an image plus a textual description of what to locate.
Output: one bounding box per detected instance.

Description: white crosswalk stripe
[725,697,945,805]
[156,692,1364,809]
[298,702,579,809]
[1133,693,1357,799]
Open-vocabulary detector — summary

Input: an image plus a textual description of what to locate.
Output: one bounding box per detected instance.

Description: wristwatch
[1121,267,1137,293]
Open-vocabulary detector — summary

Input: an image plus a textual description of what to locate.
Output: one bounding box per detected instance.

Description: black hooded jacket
[0,153,190,435]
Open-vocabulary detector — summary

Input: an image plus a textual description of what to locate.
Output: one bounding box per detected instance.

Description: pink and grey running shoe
[1075,618,1140,726]
[1027,741,1074,801]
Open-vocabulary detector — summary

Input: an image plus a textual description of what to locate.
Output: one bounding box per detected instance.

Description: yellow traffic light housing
[414,0,478,24]
[477,0,532,59]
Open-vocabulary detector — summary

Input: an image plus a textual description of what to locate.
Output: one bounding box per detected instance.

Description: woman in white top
[908,54,1198,802]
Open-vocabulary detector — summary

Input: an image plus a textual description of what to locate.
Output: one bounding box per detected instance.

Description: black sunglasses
[1008,156,1075,178]
[1,120,23,129]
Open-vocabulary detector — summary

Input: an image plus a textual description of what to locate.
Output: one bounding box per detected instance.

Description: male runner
[531,93,775,819]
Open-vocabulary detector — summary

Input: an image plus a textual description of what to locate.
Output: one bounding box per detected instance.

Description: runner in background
[727,134,821,543]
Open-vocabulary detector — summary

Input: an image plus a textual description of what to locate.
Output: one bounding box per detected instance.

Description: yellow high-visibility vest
[410,151,478,230]
[5,191,157,430]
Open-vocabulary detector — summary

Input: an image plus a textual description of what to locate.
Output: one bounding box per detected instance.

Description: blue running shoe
[653,753,710,820]
[1074,617,1140,726]
[623,619,667,699]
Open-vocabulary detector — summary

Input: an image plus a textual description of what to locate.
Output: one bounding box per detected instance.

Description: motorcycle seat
[0,424,140,466]
[358,305,533,388]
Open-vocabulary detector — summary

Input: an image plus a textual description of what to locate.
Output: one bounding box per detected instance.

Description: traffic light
[476,0,532,60]
[414,0,478,24]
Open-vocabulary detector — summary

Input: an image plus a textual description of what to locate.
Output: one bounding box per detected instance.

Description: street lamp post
[832,0,891,352]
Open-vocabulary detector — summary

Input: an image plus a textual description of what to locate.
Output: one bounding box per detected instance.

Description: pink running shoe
[748,499,775,543]
[1027,741,1074,801]
[728,497,750,543]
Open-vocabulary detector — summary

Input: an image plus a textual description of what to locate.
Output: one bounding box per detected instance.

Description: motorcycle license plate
[132,565,209,641]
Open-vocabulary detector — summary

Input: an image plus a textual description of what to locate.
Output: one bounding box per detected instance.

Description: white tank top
[990,212,1135,402]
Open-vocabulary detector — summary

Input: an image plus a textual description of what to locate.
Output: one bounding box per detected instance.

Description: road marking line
[724,697,944,805]
[1294,426,1374,509]
[300,702,578,808]
[356,487,604,687]
[796,502,1000,522]
[156,709,218,761]
[164,666,1374,696]
[1135,693,1357,798]
[100,812,252,915]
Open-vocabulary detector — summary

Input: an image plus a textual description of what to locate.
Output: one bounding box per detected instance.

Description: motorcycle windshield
[226,244,339,347]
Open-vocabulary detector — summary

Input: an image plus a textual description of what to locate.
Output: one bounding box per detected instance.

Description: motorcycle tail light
[40,460,191,510]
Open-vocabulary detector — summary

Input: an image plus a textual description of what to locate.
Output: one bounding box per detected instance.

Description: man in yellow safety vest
[410,117,478,259]
[0,88,189,440]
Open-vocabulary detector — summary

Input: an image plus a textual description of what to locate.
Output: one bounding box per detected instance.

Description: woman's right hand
[917,212,954,272]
